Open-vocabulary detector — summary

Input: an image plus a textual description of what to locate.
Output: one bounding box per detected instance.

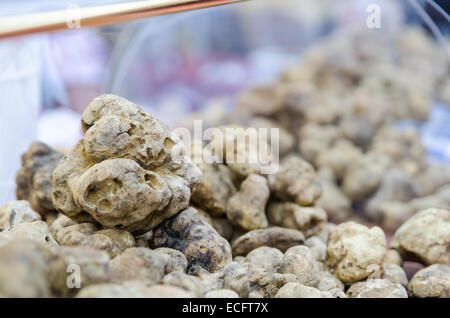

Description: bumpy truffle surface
[16,142,63,215]
[150,207,232,272]
[268,156,322,206]
[326,222,387,283]
[0,200,41,229]
[162,272,206,297]
[76,282,193,298]
[347,279,407,298]
[54,245,111,296]
[52,94,201,234]
[391,208,450,265]
[205,289,239,298]
[53,221,135,258]
[191,162,236,217]
[231,227,305,256]
[369,127,428,177]
[110,247,165,284]
[278,246,320,287]
[408,264,450,298]
[267,202,327,238]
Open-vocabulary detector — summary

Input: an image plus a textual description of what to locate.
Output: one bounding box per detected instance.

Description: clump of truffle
[16,142,63,215]
[150,207,232,272]
[52,94,202,235]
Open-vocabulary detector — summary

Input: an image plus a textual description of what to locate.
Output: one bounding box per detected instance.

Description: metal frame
[0,0,247,38]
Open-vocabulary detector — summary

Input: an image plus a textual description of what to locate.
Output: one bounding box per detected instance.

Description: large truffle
[52,95,202,234]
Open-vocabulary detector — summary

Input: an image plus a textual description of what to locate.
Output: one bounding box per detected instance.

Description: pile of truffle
[183,27,450,232]
[0,28,449,298]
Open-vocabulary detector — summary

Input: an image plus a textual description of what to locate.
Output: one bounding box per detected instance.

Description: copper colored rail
[0,0,247,39]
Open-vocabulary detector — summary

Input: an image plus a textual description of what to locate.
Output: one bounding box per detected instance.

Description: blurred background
[0,0,449,204]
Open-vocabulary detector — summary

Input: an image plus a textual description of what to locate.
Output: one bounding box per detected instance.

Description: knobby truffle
[52,94,202,234]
